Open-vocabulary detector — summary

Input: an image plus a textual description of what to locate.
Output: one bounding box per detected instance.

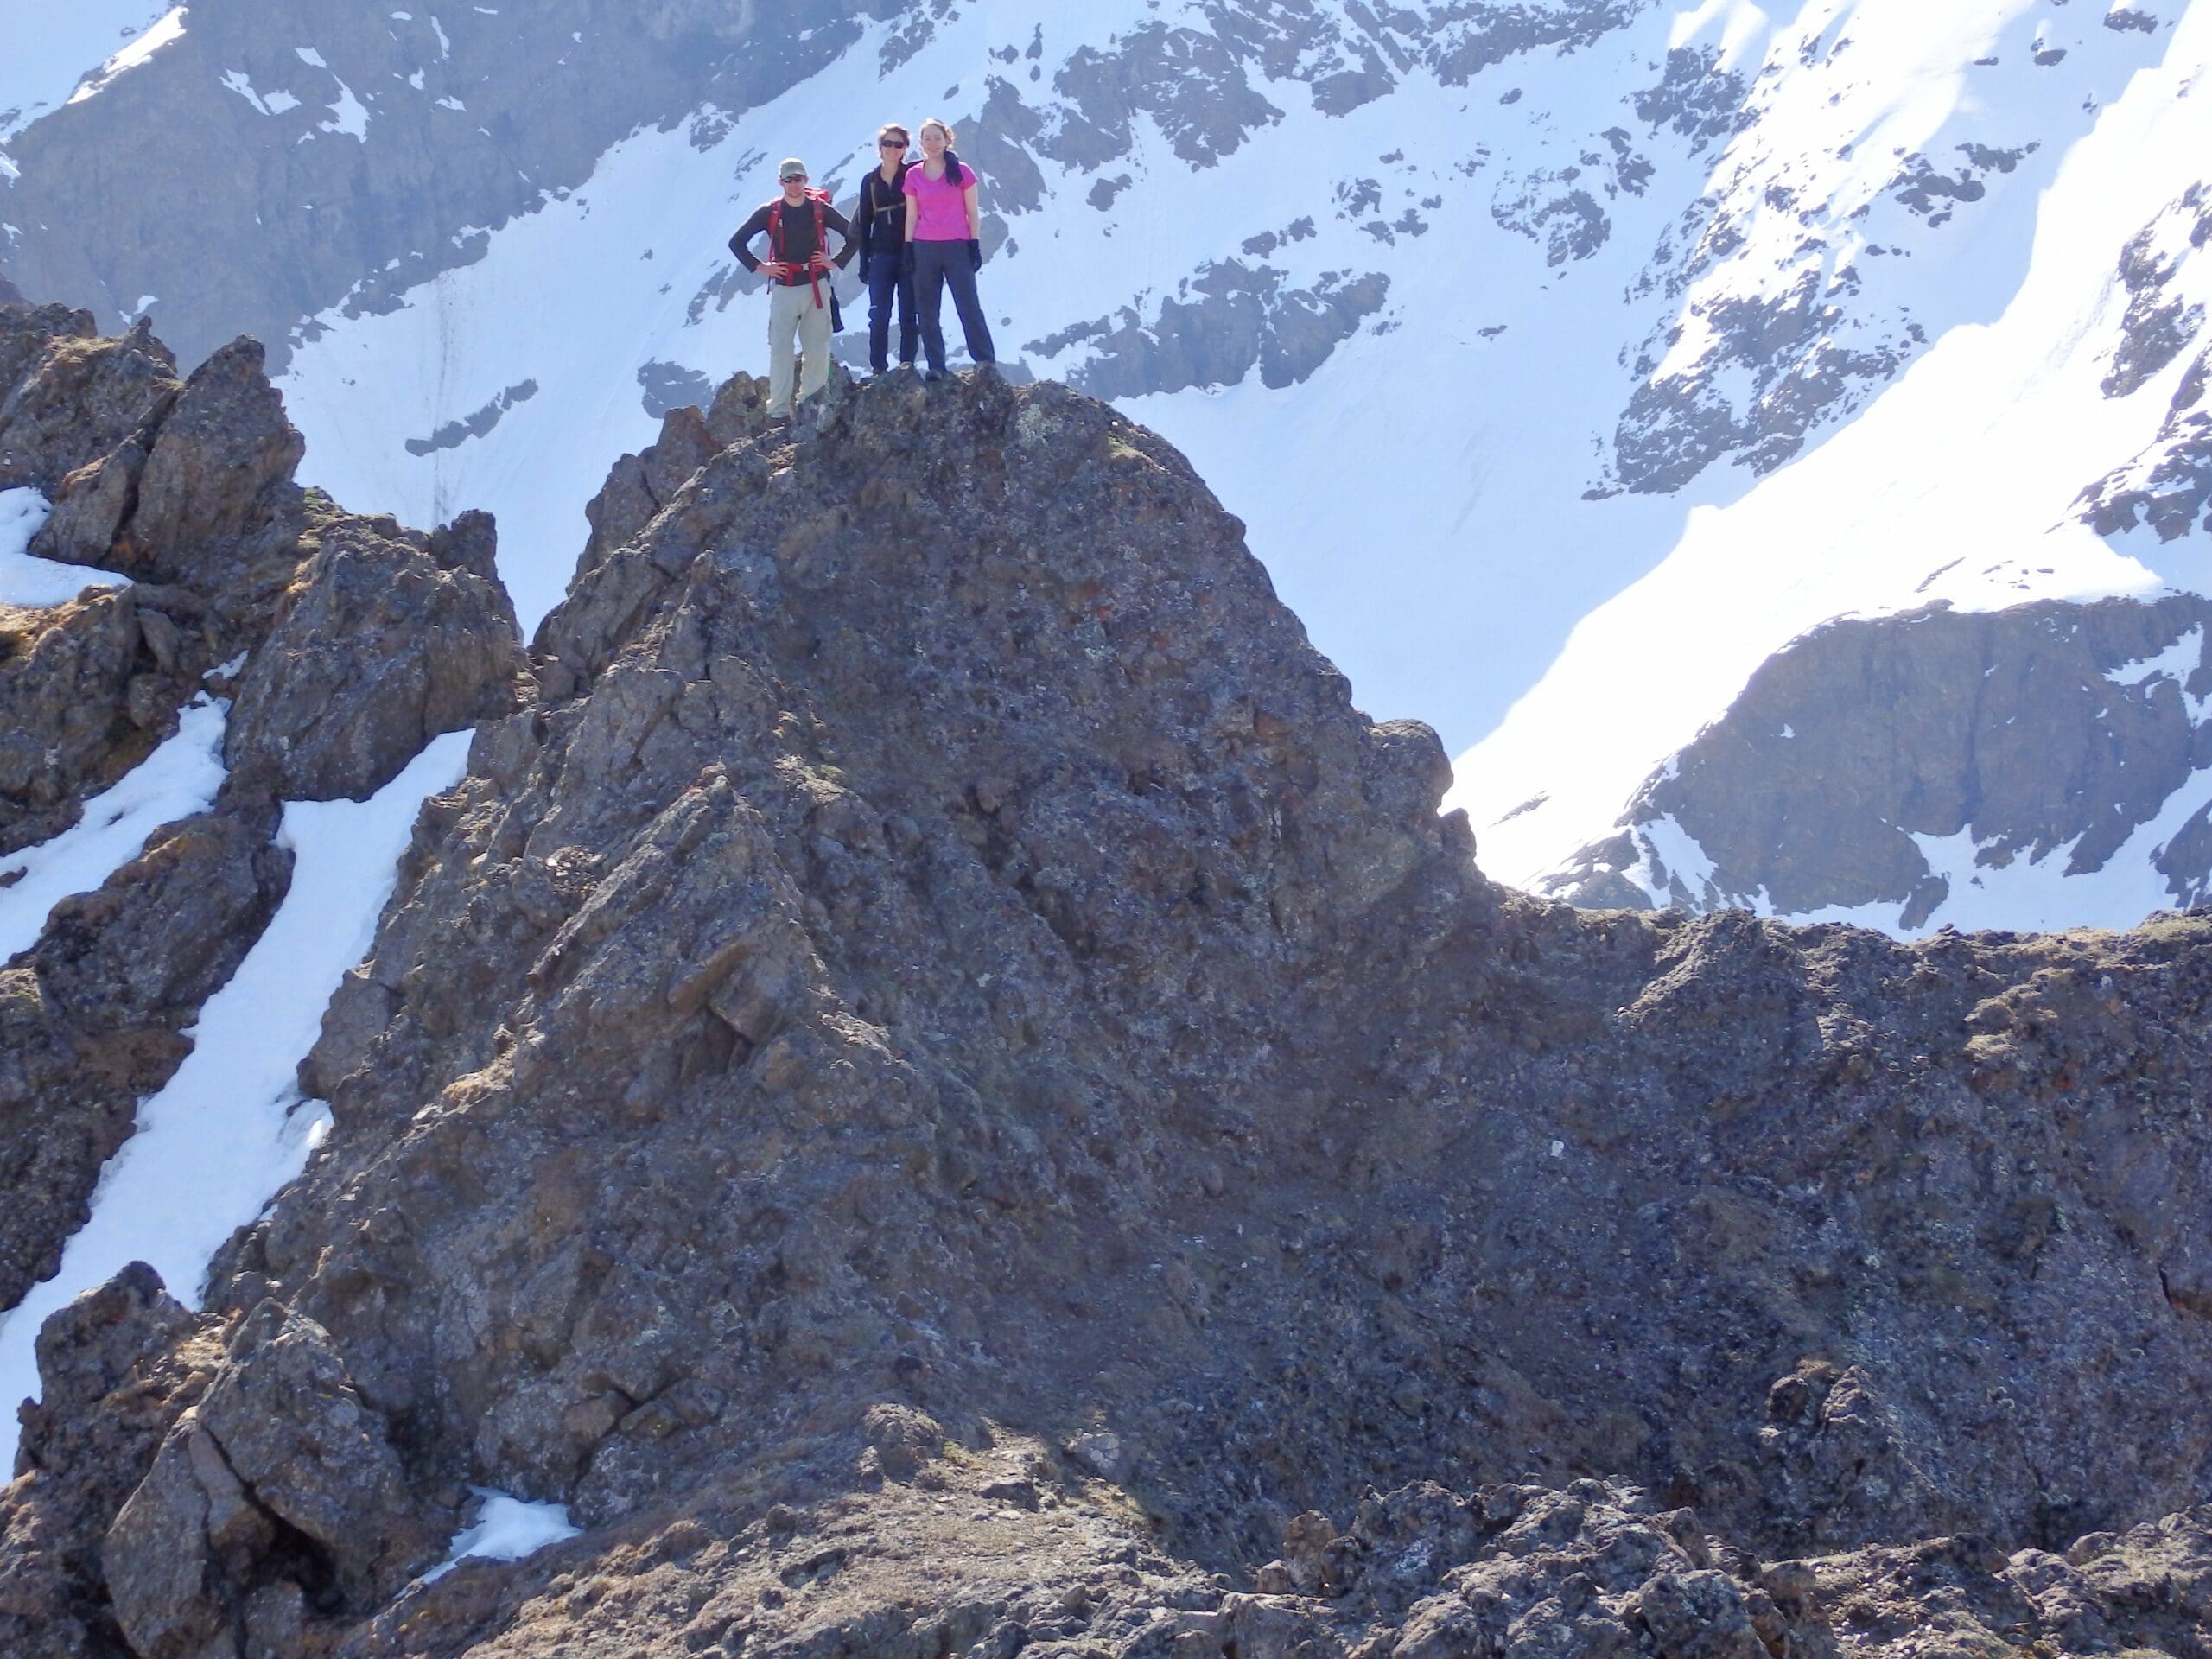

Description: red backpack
[767,188,834,310]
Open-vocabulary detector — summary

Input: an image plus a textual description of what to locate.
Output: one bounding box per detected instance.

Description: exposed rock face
[0,587,179,860]
[2100,183,2210,402]
[0,314,179,496]
[105,1302,443,1658]
[4,368,2209,1656]
[1032,263,1393,399]
[0,802,291,1313]
[2077,186,2212,544]
[0,305,300,853]
[1544,594,2212,922]
[226,508,524,802]
[2082,346,2212,543]
[0,305,525,1428]
[121,337,305,584]
[1598,31,2152,496]
[0,300,527,830]
[0,1263,216,1659]
[576,378,777,577]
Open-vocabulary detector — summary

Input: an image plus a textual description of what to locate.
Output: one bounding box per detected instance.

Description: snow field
[1459,0,2212,897]
[0,729,474,1470]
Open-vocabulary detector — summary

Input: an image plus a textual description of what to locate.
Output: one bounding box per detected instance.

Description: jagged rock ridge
[2,355,2209,1656]
[0,301,523,1360]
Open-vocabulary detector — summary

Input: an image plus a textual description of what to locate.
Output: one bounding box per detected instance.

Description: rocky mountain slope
[1538,168,2212,930]
[0,297,522,1472]
[1544,591,2212,928]
[5,1,2209,936]
[3,309,2210,1655]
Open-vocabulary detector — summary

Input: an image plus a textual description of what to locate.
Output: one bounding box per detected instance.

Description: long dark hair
[920,118,964,187]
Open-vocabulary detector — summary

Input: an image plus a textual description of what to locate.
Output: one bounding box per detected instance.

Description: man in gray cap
[729,158,856,417]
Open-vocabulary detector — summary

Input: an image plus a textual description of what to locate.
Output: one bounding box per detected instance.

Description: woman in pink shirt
[901,118,996,380]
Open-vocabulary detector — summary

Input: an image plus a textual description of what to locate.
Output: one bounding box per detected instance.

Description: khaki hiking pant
[766,280,834,416]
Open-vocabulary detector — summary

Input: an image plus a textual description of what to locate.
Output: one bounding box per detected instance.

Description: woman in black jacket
[852,124,919,376]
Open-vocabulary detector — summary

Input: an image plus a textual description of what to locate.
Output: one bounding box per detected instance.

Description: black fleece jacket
[851,162,912,260]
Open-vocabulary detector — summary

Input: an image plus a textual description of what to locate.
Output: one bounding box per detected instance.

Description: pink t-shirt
[903,160,977,242]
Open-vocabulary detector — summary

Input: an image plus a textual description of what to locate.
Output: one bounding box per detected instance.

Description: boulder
[121,337,302,585]
[104,1306,439,1658]
[224,511,523,800]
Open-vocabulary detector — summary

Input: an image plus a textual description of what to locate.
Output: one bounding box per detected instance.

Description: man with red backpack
[729,158,857,418]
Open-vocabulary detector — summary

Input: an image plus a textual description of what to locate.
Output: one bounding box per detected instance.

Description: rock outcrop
[3,365,2208,1656]
[1545,593,2212,924]
[0,300,524,1399]
[0,309,299,854]
[225,507,523,801]
[0,802,291,1313]
[0,1264,216,1658]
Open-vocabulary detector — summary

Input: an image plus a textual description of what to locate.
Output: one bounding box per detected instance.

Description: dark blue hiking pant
[863,252,918,372]
[912,239,995,373]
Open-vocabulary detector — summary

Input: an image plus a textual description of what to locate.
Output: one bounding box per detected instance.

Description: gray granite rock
[0,311,519,1513]
[0,315,177,497]
[104,1303,441,1656]
[123,337,302,584]
[1,1263,214,1659]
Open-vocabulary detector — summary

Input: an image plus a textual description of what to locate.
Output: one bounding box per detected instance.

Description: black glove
[855,251,872,285]
[899,244,917,276]
[967,238,983,270]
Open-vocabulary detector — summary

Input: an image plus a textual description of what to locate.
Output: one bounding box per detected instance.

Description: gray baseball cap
[778,157,808,181]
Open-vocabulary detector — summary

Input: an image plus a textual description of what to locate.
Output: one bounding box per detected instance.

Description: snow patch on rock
[65,5,188,109]
[423,1491,582,1583]
[0,728,472,1469]
[0,489,130,602]
[0,696,227,962]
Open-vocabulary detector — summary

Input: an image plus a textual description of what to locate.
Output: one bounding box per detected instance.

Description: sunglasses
[880,138,907,149]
